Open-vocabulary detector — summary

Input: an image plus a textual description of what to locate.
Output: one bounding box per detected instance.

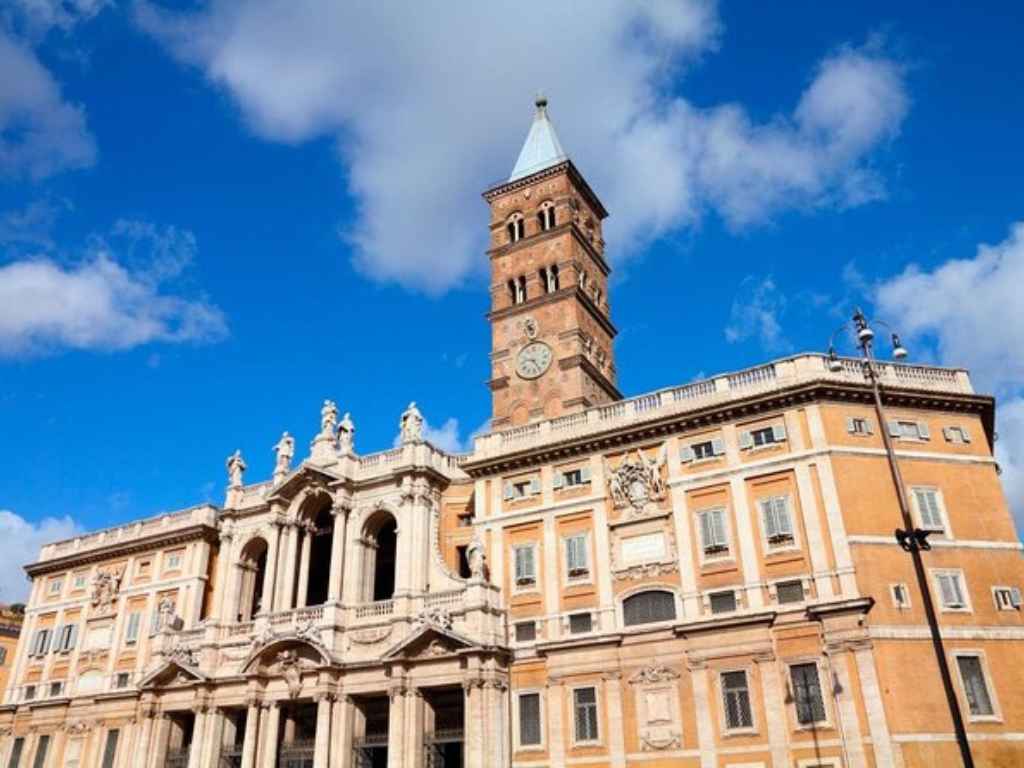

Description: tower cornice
[482,159,608,219]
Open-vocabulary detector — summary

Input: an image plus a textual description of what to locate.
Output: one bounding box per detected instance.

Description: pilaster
[603,672,626,768]
[328,500,351,603]
[387,683,407,768]
[240,702,260,768]
[313,694,333,768]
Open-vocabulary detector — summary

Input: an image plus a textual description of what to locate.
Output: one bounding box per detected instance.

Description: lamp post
[828,308,974,768]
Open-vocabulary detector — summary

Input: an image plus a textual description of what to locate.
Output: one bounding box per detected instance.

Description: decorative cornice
[482,159,608,220]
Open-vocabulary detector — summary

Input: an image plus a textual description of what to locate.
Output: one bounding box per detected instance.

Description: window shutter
[529,477,541,495]
[739,431,753,450]
[772,424,787,442]
[761,500,779,539]
[942,427,953,442]
[961,427,971,443]
[1010,587,1022,608]
[503,482,514,501]
[699,513,714,551]
[918,421,931,439]
[776,498,793,535]
[711,510,727,547]
[680,445,694,462]
[711,438,725,456]
[552,472,564,490]
[580,466,592,483]
[938,574,959,606]
[864,419,873,435]
[888,420,901,437]
[846,417,856,434]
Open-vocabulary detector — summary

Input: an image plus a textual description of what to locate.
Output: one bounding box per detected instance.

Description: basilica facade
[1,99,1023,768]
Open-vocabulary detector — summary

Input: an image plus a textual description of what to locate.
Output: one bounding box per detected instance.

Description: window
[164,550,183,570]
[100,730,120,768]
[846,416,872,435]
[573,687,599,743]
[124,612,142,645]
[0,647,7,665]
[709,590,737,615]
[72,572,88,591]
[564,534,589,579]
[741,424,786,449]
[455,546,471,578]
[760,496,795,548]
[891,583,911,609]
[776,580,805,604]
[513,545,537,587]
[115,672,131,689]
[623,590,676,626]
[934,570,969,610]
[55,623,77,652]
[30,628,52,657]
[518,692,542,746]
[697,508,729,557]
[8,737,24,768]
[514,621,536,643]
[505,477,540,501]
[993,586,1022,611]
[507,214,525,243]
[685,438,725,461]
[912,488,945,532]
[956,655,995,717]
[30,735,49,768]
[136,559,152,578]
[554,466,591,489]
[539,264,560,293]
[538,201,556,232]
[23,685,36,701]
[889,420,930,440]
[943,426,971,444]
[790,663,827,725]
[48,578,63,596]
[49,682,63,697]
[569,612,593,634]
[721,671,753,730]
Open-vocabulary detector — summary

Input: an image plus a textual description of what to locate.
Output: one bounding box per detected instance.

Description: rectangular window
[993,587,1021,611]
[23,686,36,702]
[846,416,872,435]
[164,551,183,570]
[891,583,911,609]
[30,735,49,768]
[565,534,589,579]
[935,571,968,610]
[741,424,786,449]
[709,590,737,615]
[569,612,593,634]
[891,420,930,440]
[30,628,51,657]
[506,477,541,500]
[124,612,142,645]
[943,426,971,444]
[72,572,88,591]
[685,438,725,461]
[0,647,7,665]
[513,545,537,587]
[49,682,63,697]
[7,737,24,768]
[518,692,542,747]
[697,508,729,557]
[48,579,62,596]
[555,466,591,489]
[776,580,805,604]
[56,623,77,653]
[956,656,995,717]
[912,488,945,531]
[760,496,795,547]
[721,671,753,730]
[790,663,827,725]
[100,729,120,768]
[115,672,130,689]
[514,621,536,643]
[573,687,599,743]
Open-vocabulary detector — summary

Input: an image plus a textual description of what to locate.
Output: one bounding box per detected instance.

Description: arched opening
[537,200,556,231]
[238,538,269,622]
[305,503,334,607]
[506,213,525,244]
[622,589,676,627]
[364,514,398,602]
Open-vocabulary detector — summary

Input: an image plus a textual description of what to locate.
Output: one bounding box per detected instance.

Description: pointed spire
[508,93,567,182]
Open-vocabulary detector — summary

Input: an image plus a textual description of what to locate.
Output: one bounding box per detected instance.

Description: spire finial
[534,91,548,111]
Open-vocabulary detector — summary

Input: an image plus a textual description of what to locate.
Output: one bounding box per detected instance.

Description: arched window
[237,538,269,622]
[507,213,525,243]
[516,275,527,304]
[549,264,560,292]
[363,513,398,602]
[623,590,676,626]
[304,503,334,607]
[538,201,556,231]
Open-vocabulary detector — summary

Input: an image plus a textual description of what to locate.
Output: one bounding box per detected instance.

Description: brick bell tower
[483,96,621,429]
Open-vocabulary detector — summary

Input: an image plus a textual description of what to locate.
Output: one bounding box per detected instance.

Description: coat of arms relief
[605,446,668,518]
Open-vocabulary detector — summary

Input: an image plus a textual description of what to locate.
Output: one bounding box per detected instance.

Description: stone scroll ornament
[605,446,668,517]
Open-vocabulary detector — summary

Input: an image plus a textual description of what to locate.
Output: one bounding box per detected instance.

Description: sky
[1,1,1023,601]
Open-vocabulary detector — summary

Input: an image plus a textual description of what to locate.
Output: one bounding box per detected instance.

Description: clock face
[516,341,553,380]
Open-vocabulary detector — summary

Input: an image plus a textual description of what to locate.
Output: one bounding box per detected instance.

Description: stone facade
[1,102,1023,768]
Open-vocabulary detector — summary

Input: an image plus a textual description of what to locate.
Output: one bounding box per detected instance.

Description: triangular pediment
[139,659,208,690]
[383,624,476,660]
[266,463,343,503]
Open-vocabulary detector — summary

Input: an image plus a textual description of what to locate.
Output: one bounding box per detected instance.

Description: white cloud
[0,198,69,250]
[875,222,1024,527]
[136,1,908,294]
[0,510,83,602]
[422,417,467,454]
[3,0,111,37]
[0,220,228,356]
[725,275,789,352]
[0,28,96,180]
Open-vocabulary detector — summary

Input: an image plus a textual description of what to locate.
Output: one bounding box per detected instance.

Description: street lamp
[829,308,974,768]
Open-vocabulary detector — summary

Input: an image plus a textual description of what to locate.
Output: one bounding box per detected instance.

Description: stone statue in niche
[275,649,304,699]
[338,412,355,454]
[466,536,487,580]
[90,568,122,612]
[226,450,247,489]
[273,432,295,479]
[399,402,424,444]
[606,447,667,517]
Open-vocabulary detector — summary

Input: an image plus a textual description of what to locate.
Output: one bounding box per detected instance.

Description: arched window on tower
[538,201,556,231]
[507,213,525,244]
[549,264,560,292]
[516,275,527,304]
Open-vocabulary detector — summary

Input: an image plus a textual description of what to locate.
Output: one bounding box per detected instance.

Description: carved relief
[630,664,683,752]
[610,524,678,581]
[274,650,306,699]
[89,567,123,613]
[414,606,453,631]
[348,626,393,646]
[605,447,667,518]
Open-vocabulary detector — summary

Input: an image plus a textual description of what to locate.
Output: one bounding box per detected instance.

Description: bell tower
[484,97,620,429]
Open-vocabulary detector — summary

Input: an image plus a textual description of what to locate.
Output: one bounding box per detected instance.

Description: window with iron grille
[709,590,737,615]
[573,687,599,742]
[776,580,805,604]
[518,693,541,746]
[697,508,729,557]
[49,682,62,697]
[31,735,49,768]
[790,663,826,725]
[101,730,119,768]
[760,496,795,547]
[721,671,753,730]
[565,534,589,579]
[622,591,676,627]
[569,613,592,634]
[514,621,536,643]
[956,655,994,717]
[7,737,24,768]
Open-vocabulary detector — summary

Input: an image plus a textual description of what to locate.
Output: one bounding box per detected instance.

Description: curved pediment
[241,634,333,676]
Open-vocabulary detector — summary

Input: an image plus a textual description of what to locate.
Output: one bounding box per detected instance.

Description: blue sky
[1,1,1023,599]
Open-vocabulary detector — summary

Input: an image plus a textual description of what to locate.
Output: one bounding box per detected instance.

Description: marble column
[386,684,407,768]
[332,695,354,768]
[213,529,235,622]
[259,703,281,768]
[296,523,313,609]
[327,502,350,603]
[135,715,154,764]
[149,716,171,768]
[240,702,261,768]
[262,515,282,613]
[313,695,333,768]
[277,523,300,611]
[187,709,207,768]
[403,689,424,768]
[201,709,226,767]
